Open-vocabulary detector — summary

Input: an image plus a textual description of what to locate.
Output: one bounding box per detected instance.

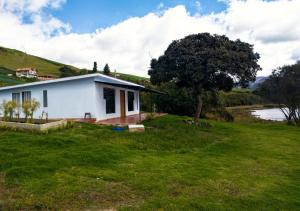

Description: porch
[96,113,166,126]
[96,113,145,126]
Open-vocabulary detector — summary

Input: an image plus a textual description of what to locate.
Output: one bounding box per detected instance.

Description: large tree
[257,62,300,126]
[148,33,261,121]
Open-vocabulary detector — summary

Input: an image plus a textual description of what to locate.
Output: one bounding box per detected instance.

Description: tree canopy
[257,62,300,126]
[93,62,97,73]
[103,64,111,75]
[148,33,261,121]
[59,66,77,78]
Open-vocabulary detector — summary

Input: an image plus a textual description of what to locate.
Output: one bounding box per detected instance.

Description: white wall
[95,83,140,120]
[0,78,140,121]
[0,77,97,119]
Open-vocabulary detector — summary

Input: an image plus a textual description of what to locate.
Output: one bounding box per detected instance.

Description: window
[22,91,31,104]
[43,90,48,107]
[12,93,21,106]
[128,91,134,112]
[103,88,115,114]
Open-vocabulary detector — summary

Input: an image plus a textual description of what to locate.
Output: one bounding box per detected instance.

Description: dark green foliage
[207,108,235,122]
[93,61,97,73]
[116,73,148,84]
[0,67,25,87]
[220,89,264,107]
[149,33,261,121]
[257,62,300,126]
[0,66,14,74]
[149,82,254,120]
[152,83,195,116]
[79,69,89,75]
[59,65,78,78]
[103,64,111,75]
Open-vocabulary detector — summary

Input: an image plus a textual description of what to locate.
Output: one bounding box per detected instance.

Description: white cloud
[0,0,299,77]
[0,0,66,13]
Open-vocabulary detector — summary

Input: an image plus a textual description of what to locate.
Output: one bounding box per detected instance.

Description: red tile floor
[75,113,166,126]
[97,113,166,126]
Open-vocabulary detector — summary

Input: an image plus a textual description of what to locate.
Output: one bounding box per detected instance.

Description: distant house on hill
[38,74,58,81]
[16,68,37,78]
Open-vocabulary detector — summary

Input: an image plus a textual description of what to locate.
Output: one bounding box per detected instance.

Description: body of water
[251,108,286,121]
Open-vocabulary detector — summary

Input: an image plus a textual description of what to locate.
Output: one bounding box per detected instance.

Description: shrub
[22,101,31,122]
[29,99,40,122]
[145,113,155,121]
[219,90,263,107]
[0,100,9,121]
[22,99,40,123]
[0,100,17,121]
[205,109,234,122]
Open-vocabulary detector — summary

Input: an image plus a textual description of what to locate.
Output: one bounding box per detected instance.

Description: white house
[0,73,145,121]
[16,68,38,78]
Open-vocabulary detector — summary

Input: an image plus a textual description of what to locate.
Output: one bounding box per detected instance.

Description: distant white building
[16,68,37,78]
[0,73,146,121]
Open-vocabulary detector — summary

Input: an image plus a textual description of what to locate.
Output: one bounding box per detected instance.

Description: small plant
[0,100,17,121]
[22,99,40,123]
[22,101,31,123]
[7,101,17,120]
[40,111,49,123]
[29,99,40,122]
[145,113,155,121]
[0,100,9,121]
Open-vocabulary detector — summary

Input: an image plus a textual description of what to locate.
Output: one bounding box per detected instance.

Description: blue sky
[52,0,227,33]
[1,0,299,77]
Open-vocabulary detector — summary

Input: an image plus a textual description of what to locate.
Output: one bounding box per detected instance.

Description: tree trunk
[194,94,203,123]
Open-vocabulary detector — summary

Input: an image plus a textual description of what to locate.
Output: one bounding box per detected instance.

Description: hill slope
[0,67,26,87]
[0,46,79,76]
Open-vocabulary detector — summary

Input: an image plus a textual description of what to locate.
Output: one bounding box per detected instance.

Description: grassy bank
[0,115,299,210]
[0,47,79,76]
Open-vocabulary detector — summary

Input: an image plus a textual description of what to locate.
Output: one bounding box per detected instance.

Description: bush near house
[1,99,40,123]
[219,88,264,107]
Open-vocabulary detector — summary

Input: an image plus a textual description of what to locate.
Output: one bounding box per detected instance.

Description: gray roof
[0,73,144,91]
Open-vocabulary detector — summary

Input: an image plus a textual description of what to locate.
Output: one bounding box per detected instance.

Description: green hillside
[0,67,25,87]
[0,46,79,76]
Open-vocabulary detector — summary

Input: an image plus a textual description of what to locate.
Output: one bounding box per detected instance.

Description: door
[120,90,126,118]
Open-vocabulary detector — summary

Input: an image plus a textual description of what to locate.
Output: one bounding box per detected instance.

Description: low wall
[0,120,68,132]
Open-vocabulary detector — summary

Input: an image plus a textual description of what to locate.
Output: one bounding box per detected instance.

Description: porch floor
[97,113,146,126]
[96,113,166,126]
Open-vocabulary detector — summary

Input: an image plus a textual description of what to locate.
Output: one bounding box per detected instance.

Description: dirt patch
[76,182,143,210]
[168,182,185,197]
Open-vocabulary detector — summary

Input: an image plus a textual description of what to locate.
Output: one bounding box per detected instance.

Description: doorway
[120,90,126,118]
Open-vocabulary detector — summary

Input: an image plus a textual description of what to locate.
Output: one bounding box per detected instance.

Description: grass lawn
[0,115,299,210]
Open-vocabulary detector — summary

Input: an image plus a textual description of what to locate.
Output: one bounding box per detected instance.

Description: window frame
[127,91,135,112]
[43,90,48,108]
[103,87,116,114]
[12,93,21,106]
[21,91,31,104]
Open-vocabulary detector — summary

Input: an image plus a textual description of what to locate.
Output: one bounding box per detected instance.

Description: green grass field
[0,47,79,76]
[0,67,25,87]
[0,115,299,210]
[0,46,148,87]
